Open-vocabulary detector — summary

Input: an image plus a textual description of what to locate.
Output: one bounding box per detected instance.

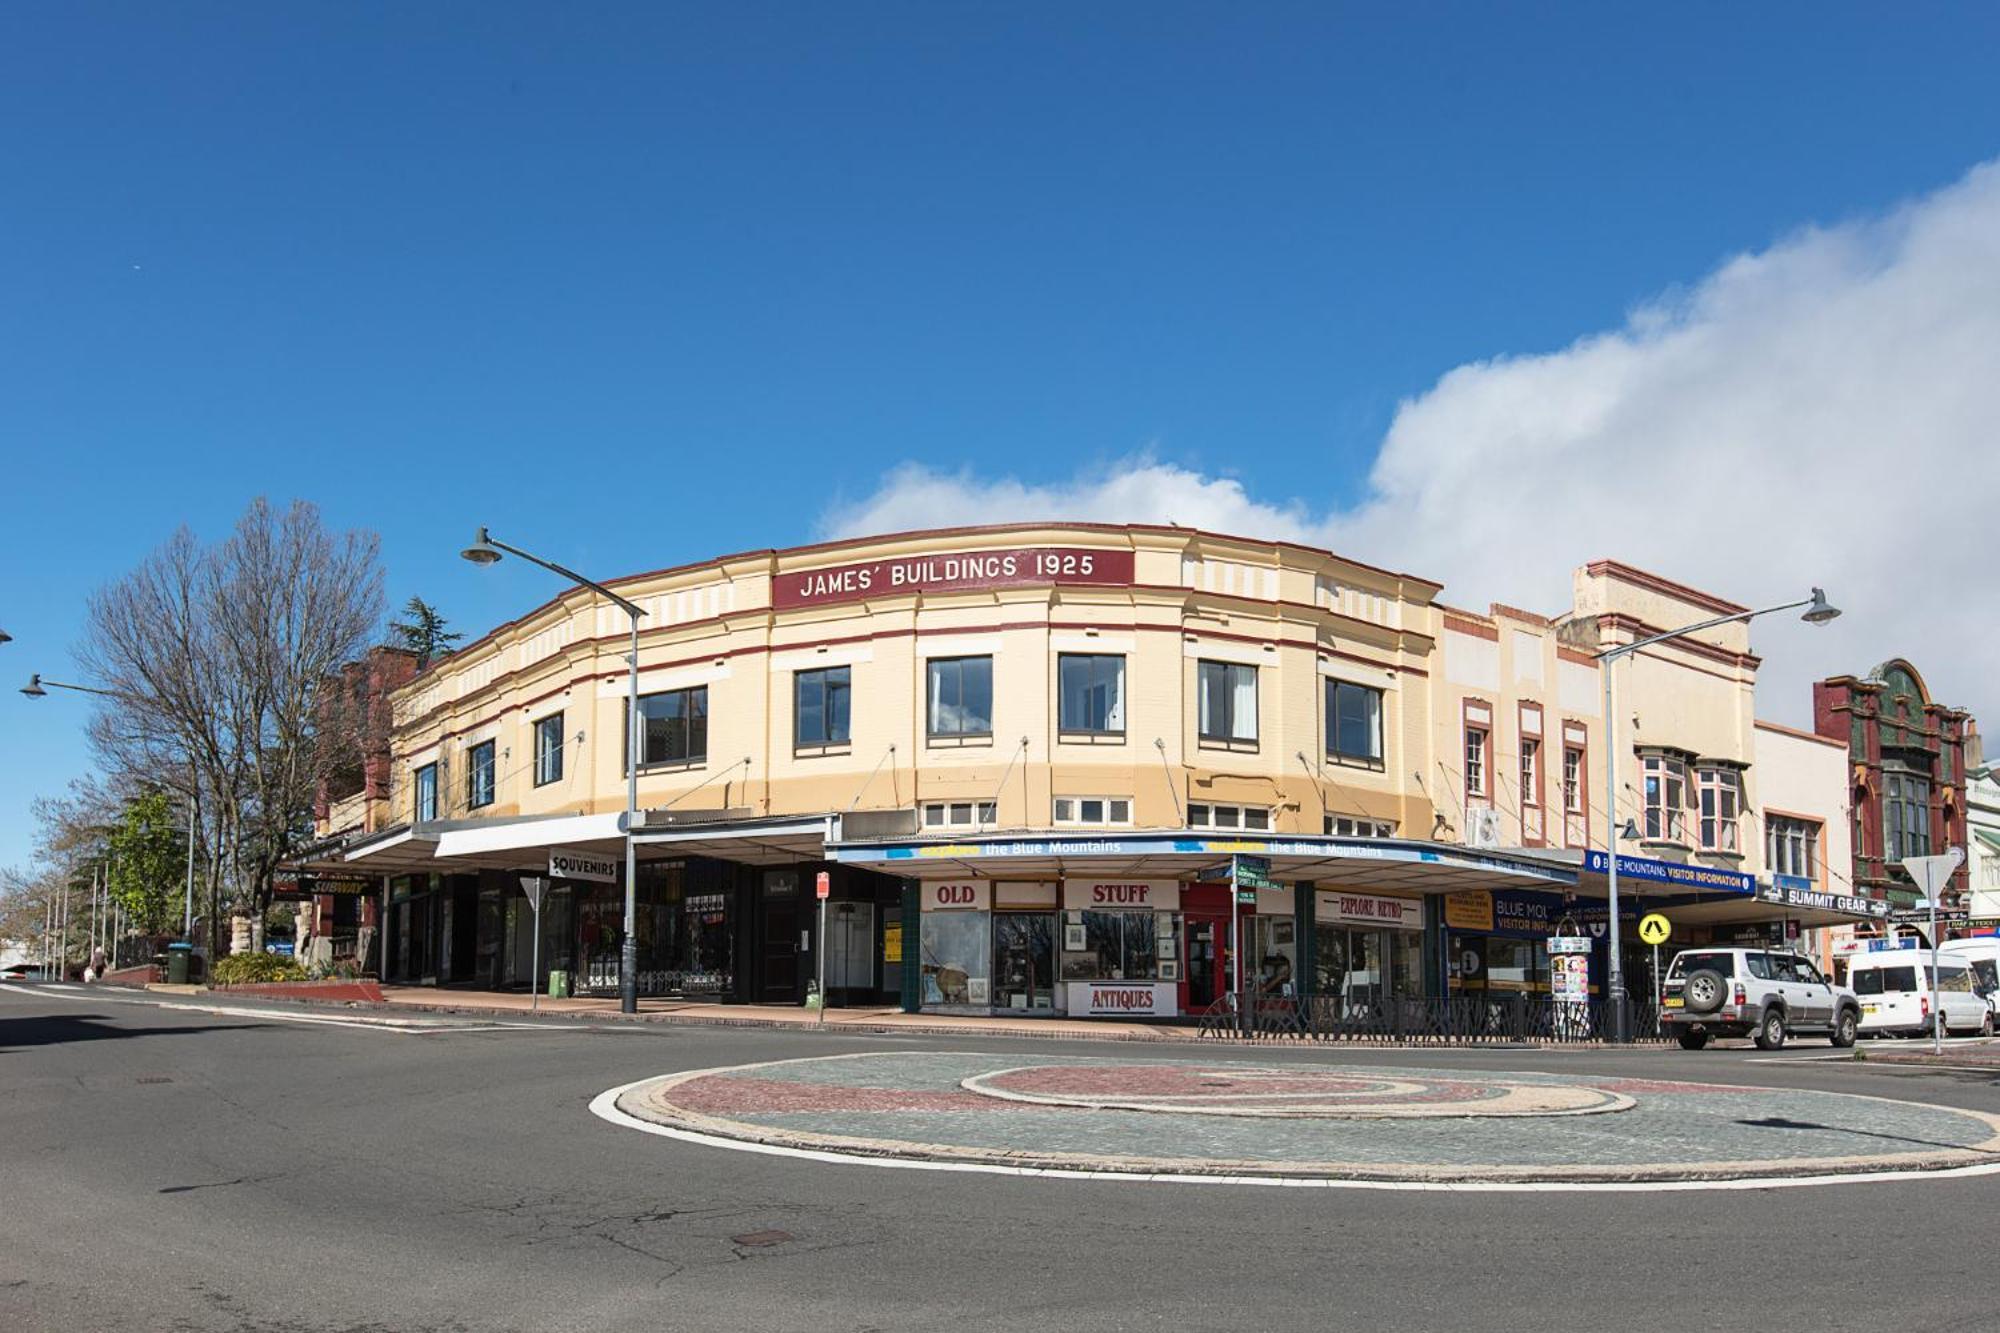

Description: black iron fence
[1195,991,1668,1045]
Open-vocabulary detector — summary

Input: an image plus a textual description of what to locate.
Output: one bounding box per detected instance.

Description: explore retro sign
[774,546,1135,608]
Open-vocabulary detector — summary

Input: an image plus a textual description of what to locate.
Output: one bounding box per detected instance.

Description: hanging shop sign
[1755,876,1890,919]
[550,849,619,884]
[774,547,1135,609]
[1583,850,1755,896]
[1316,890,1423,931]
[1060,879,1181,911]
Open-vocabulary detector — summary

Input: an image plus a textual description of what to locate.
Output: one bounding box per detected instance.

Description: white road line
[0,983,557,1035]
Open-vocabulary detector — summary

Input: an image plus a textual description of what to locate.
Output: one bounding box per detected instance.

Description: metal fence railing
[1194,991,1667,1045]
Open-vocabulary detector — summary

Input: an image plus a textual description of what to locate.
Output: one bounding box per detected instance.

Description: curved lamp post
[462,527,648,1015]
[21,673,202,944]
[1598,587,1840,1042]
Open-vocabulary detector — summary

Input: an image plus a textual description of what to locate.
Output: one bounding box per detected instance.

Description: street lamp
[462,526,648,1014]
[1598,587,1840,1042]
[21,672,202,944]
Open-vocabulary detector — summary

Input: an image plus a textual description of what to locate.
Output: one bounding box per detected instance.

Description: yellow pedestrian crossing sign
[1638,913,1672,946]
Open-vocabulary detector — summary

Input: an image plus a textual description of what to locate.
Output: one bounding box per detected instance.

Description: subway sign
[774,546,1135,608]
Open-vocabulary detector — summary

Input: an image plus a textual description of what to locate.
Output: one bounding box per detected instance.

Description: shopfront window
[1314,924,1420,1009]
[1062,911,1159,982]
[635,861,733,997]
[920,911,990,1006]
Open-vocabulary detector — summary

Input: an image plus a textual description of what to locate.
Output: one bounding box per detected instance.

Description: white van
[1937,938,2000,1017]
[1847,951,1994,1037]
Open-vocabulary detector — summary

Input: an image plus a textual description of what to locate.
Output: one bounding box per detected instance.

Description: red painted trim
[1442,614,1499,641]
[1555,647,1598,668]
[1584,560,1749,617]
[1487,602,1551,627]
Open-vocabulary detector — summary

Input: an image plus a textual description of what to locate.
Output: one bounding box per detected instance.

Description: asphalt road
[4,983,1998,1333]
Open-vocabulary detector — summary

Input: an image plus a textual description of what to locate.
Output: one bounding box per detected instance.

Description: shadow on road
[0,1013,269,1052]
[1737,1115,2000,1155]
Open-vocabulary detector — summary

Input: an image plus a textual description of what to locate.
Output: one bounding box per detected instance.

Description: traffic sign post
[519,876,548,1012]
[815,871,831,1026]
[1902,849,1965,1055]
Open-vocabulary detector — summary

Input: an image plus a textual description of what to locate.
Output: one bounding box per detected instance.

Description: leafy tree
[389,596,463,669]
[106,790,188,937]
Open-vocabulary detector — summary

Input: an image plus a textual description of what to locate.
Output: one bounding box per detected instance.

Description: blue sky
[5,4,1999,870]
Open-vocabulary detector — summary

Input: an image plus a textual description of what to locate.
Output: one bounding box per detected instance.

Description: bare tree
[76,498,384,954]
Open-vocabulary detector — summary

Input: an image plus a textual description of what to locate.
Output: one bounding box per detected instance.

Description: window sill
[1058,730,1126,745]
[1638,837,1690,854]
[926,734,994,749]
[632,759,706,776]
[1696,848,1746,862]
[1199,738,1261,754]
[792,744,852,759]
[1325,753,1386,772]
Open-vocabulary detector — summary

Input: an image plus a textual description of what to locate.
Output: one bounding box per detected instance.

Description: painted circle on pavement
[960,1063,1632,1118]
[604,1051,2000,1186]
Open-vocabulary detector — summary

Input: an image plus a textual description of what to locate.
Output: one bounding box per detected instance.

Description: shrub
[210,952,308,985]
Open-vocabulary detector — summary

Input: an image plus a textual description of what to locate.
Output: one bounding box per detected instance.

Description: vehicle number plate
[1663,997,1683,1008]
[1863,1004,1878,1014]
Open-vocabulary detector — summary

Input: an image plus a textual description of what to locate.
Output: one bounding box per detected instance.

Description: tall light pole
[21,673,201,945]
[1598,587,1840,1042]
[463,527,648,1014]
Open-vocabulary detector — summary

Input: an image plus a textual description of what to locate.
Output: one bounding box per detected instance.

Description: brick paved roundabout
[598,1051,2000,1187]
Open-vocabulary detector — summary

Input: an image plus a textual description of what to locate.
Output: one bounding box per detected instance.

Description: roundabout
[597,1051,2000,1189]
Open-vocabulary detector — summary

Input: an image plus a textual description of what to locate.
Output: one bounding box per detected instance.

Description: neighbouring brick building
[1813,659,1978,920]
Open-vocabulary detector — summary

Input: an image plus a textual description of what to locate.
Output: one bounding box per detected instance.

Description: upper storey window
[927,657,993,740]
[1198,661,1258,746]
[1058,654,1125,736]
[795,668,851,749]
[1325,679,1383,767]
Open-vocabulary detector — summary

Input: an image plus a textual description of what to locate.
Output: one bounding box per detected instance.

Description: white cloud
[823,160,2000,732]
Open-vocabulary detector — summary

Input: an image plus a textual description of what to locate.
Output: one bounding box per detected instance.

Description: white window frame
[1185,801,1272,832]
[1519,736,1541,809]
[1325,814,1395,838]
[1052,796,1133,827]
[1464,726,1488,800]
[1696,766,1742,853]
[1766,815,1820,881]
[1562,745,1584,815]
[1642,753,1688,843]
[920,800,998,831]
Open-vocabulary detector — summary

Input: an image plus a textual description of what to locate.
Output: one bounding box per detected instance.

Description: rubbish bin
[166,943,192,985]
[548,970,570,1000]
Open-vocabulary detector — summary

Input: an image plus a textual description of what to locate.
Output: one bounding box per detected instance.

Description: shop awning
[826,831,1578,896]
[431,812,627,869]
[631,815,834,867]
[340,824,441,873]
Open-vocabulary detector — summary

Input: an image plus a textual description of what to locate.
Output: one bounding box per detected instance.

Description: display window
[920,910,990,1006]
[1062,911,1161,981]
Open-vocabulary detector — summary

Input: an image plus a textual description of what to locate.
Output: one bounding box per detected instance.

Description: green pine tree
[389,596,464,668]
